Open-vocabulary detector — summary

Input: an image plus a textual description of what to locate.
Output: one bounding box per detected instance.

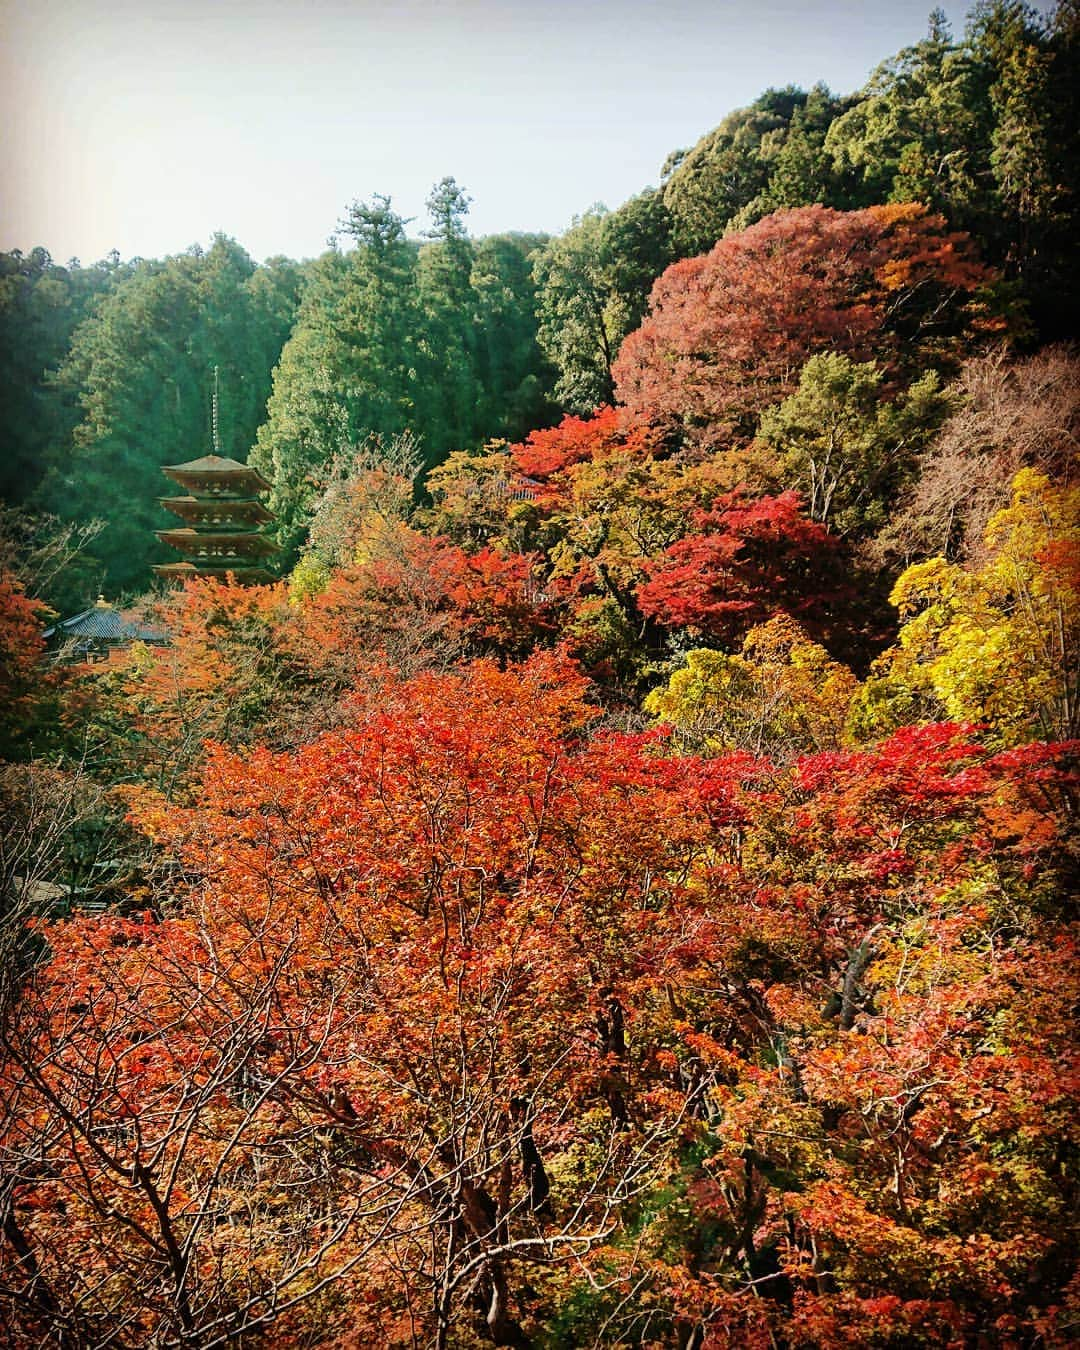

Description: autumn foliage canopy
[2,191,1077,1350]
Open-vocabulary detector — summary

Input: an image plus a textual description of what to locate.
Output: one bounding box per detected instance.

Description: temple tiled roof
[43,598,167,645]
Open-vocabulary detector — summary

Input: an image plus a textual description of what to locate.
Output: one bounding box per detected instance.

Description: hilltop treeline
[2,1,1078,594]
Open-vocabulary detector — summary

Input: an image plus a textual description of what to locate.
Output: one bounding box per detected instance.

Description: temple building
[154,453,279,584]
[43,595,168,665]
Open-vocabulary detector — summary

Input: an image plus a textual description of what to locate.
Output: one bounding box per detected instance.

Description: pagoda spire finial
[211,365,221,455]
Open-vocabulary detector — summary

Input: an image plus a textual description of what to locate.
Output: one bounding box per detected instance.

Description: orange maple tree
[5,643,1076,1346]
[0,571,49,756]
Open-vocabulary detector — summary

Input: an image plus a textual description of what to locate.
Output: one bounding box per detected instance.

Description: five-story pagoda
[154,455,278,583]
[153,380,279,584]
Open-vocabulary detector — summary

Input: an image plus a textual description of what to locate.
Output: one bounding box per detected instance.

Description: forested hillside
[1,3,1078,1347]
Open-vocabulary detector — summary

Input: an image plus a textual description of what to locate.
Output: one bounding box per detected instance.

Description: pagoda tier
[154,562,276,583]
[154,452,279,585]
[158,495,273,528]
[156,528,279,559]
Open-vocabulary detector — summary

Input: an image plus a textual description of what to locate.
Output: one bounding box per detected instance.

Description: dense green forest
[1,3,1078,1348]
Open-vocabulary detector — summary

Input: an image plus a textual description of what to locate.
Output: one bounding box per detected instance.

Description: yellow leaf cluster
[645,615,858,756]
[861,470,1078,744]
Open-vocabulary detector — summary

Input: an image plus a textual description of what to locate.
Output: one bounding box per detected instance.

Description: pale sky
[2,0,974,265]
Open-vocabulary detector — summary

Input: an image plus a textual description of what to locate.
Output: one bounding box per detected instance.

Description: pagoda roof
[161,454,272,492]
[164,453,258,475]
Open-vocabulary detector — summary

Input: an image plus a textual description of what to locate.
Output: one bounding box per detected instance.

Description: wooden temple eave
[162,474,271,498]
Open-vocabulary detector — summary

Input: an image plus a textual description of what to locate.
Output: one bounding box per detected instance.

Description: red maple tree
[636,488,848,647]
[613,203,999,446]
